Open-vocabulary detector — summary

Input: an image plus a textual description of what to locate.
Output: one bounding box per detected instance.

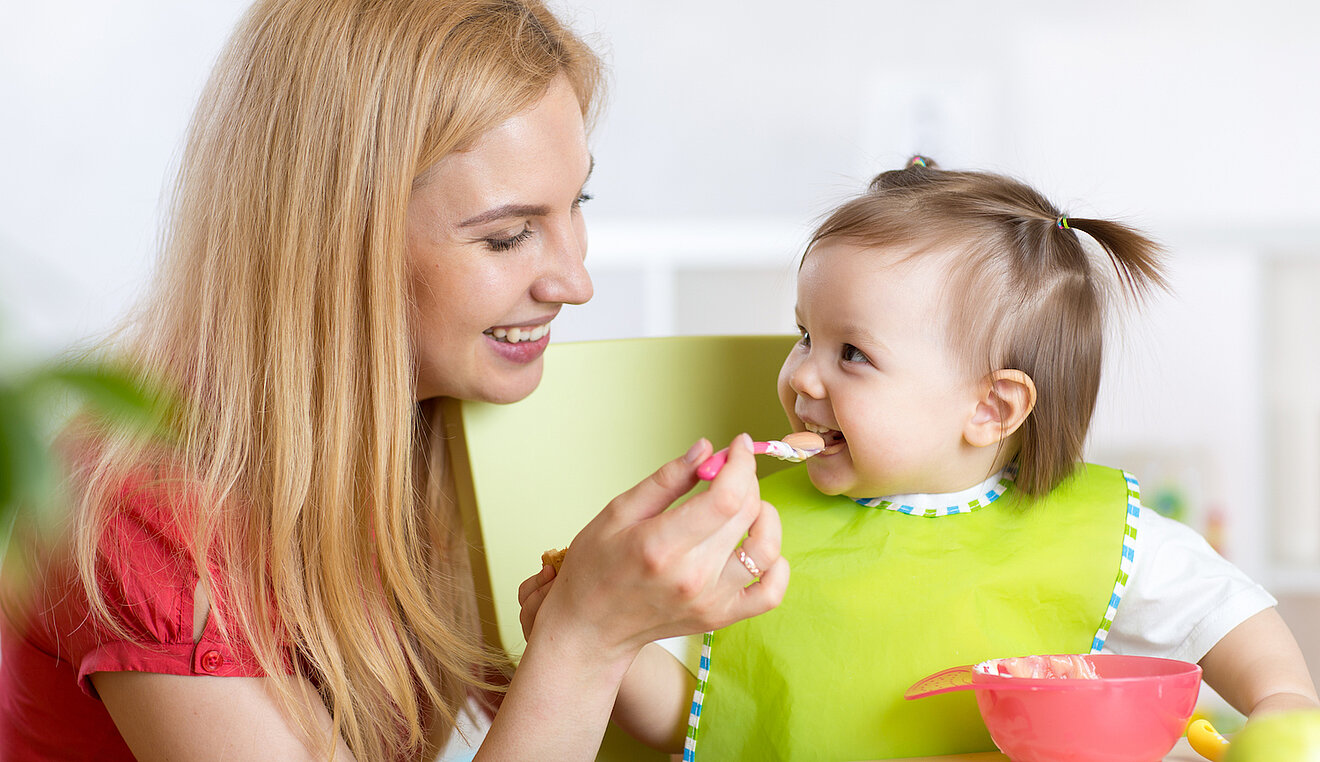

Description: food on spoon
[777,431,828,460]
[985,654,1099,679]
[541,547,566,572]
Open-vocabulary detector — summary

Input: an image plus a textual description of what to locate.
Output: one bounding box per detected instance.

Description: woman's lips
[485,323,551,364]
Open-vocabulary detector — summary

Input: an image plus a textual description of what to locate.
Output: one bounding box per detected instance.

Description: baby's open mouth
[804,423,845,449]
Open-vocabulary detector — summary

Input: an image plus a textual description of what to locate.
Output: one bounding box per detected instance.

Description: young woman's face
[406,75,593,403]
[777,240,982,498]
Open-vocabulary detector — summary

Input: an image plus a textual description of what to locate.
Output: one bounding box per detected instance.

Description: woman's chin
[476,360,546,405]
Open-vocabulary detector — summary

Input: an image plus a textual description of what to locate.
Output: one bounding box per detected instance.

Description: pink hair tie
[1056,216,1071,229]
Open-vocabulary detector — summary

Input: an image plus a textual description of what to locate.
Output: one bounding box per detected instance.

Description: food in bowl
[982,654,1099,680]
[907,654,1201,762]
[974,654,1200,762]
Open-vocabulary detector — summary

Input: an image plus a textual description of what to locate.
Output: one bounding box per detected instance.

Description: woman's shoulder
[5,451,270,700]
[16,453,204,649]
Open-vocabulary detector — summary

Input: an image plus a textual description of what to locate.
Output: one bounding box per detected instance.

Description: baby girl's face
[777,240,983,498]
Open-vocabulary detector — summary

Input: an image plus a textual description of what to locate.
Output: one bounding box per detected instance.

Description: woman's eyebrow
[459,204,550,228]
[458,156,595,229]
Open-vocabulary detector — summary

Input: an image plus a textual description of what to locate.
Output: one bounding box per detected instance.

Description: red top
[0,475,265,761]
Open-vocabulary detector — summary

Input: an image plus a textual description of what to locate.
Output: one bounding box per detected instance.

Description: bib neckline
[852,466,1016,517]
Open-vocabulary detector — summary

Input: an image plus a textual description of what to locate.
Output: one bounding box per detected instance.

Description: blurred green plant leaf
[1,359,178,543]
[0,381,51,513]
[34,363,179,442]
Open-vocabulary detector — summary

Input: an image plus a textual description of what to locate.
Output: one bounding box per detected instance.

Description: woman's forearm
[475,615,638,760]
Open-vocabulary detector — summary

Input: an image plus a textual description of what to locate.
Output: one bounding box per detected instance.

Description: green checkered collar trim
[852,465,1016,517]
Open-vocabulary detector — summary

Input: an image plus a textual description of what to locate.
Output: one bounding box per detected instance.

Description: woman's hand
[532,433,788,660]
[480,434,788,761]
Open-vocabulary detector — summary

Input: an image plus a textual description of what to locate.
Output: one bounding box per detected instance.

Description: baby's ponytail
[1052,216,1167,302]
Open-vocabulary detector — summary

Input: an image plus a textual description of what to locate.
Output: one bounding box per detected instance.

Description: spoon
[696,431,826,481]
[905,658,1101,700]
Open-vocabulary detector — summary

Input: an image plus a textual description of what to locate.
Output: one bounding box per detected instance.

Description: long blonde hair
[73,1,601,758]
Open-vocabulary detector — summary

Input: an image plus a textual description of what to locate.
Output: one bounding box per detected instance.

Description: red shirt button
[200,650,223,673]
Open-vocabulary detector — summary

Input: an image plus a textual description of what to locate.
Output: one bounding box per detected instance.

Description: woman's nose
[534,223,593,305]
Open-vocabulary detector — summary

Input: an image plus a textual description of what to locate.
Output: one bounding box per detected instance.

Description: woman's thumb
[606,438,711,522]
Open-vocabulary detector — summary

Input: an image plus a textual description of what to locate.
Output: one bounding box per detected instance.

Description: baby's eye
[841,344,869,363]
[796,326,811,348]
[572,192,593,209]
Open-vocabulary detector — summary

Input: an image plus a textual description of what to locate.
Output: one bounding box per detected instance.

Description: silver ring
[737,548,762,579]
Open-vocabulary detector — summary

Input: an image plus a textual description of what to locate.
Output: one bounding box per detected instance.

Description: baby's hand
[518,561,559,641]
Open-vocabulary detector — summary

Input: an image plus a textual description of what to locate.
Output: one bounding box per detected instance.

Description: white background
[3,2,1320,601]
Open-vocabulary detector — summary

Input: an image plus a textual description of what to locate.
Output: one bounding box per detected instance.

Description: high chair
[443,334,797,761]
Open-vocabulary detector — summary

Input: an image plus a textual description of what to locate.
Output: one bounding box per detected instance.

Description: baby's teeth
[530,325,545,341]
[493,328,507,339]
[508,327,522,342]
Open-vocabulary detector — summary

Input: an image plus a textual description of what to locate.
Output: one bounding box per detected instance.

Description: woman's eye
[841,344,869,363]
[485,227,533,252]
[573,192,593,209]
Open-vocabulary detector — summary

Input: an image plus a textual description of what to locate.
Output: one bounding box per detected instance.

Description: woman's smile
[484,316,557,363]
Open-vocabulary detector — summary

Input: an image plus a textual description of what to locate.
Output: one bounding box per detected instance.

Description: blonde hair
[72,1,601,759]
[808,158,1166,496]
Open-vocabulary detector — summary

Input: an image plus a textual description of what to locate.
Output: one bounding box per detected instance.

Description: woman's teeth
[489,323,548,343]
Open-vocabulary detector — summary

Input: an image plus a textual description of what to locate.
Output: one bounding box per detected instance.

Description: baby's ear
[964,370,1037,448]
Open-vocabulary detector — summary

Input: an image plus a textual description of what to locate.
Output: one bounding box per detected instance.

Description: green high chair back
[443,335,797,760]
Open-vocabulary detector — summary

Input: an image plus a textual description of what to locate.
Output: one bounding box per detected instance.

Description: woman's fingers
[725,499,782,586]
[601,438,713,525]
[537,433,788,650]
[736,555,789,622]
[658,434,760,547]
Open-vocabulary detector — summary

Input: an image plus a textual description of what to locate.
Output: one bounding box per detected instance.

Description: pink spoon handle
[904,663,1090,701]
[696,442,771,481]
[904,665,976,700]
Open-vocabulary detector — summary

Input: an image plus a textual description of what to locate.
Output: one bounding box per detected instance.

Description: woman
[0,1,787,759]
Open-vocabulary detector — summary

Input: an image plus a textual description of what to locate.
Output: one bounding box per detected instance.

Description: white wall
[3,1,1320,586]
[5,1,1320,350]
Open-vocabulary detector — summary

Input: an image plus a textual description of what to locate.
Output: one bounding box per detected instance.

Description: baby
[526,158,1320,760]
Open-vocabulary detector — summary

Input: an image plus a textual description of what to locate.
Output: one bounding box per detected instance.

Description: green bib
[693,464,1138,761]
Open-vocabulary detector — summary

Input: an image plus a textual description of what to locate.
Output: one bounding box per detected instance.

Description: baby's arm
[612,643,695,752]
[518,566,694,752]
[1199,607,1320,717]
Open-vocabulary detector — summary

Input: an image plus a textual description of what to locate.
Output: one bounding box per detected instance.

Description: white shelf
[1266,568,1320,597]
[587,216,813,267]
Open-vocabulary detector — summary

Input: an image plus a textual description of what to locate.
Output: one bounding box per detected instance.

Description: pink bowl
[972,654,1202,762]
